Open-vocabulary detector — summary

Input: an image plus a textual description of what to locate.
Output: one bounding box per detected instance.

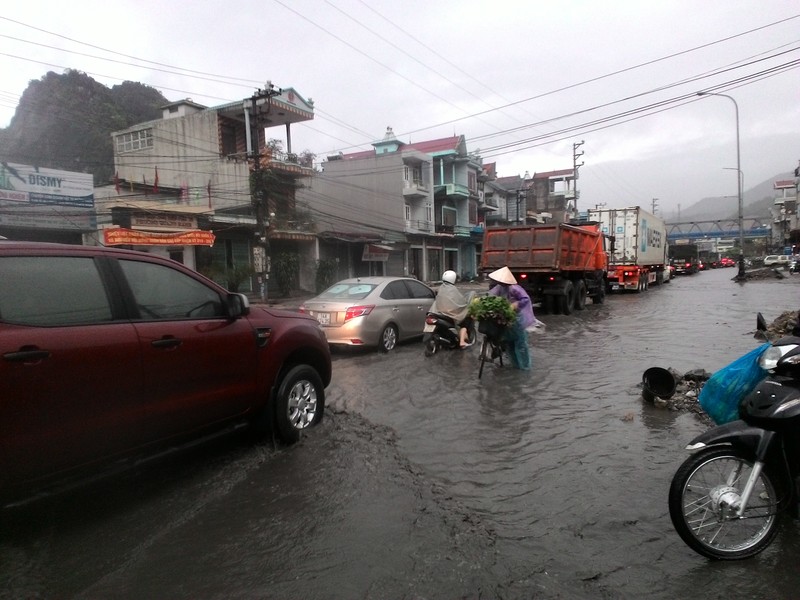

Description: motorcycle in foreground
[669,314,800,559]
[423,313,476,357]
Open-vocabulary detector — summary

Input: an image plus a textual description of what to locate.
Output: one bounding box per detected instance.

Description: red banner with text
[103,228,215,246]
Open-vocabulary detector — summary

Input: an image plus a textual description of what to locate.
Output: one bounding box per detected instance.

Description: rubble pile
[741,267,790,281]
[755,310,800,342]
[644,310,800,426]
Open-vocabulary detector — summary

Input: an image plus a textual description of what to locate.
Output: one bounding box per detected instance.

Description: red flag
[114,172,120,195]
[153,167,159,194]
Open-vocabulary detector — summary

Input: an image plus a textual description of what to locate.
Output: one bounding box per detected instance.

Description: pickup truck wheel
[271,365,325,444]
[574,280,587,310]
[560,281,574,315]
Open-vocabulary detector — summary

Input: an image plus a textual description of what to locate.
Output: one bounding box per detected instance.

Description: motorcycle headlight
[759,344,799,370]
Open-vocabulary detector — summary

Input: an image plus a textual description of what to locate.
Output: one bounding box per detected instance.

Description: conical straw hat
[488,266,517,285]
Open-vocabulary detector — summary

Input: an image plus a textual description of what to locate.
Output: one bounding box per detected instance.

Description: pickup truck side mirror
[226,293,251,318]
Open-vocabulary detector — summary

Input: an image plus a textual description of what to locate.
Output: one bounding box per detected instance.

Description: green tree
[315,259,339,293]
[272,252,299,297]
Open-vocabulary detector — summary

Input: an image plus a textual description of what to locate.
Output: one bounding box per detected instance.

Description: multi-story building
[94,89,316,295]
[299,128,486,282]
[772,178,798,251]
[527,168,578,224]
[485,172,528,225]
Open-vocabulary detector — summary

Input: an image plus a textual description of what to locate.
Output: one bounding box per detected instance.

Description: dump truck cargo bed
[482,223,606,272]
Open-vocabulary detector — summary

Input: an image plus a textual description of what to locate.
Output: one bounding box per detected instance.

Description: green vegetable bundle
[468,295,516,326]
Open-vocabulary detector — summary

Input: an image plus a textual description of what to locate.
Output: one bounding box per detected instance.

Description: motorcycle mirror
[756,312,767,332]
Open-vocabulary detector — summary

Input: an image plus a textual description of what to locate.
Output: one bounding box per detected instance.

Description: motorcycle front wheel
[669,447,782,560]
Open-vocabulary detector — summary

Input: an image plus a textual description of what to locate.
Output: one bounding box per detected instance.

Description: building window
[468,171,477,192]
[220,123,237,156]
[405,204,411,221]
[116,129,153,153]
[404,165,423,185]
[425,204,432,222]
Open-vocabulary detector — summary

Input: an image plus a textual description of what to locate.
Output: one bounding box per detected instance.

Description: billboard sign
[0,162,94,208]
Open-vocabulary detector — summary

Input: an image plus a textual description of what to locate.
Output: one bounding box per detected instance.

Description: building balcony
[406,219,433,233]
[258,149,315,177]
[434,182,469,198]
[435,224,474,237]
[403,181,429,199]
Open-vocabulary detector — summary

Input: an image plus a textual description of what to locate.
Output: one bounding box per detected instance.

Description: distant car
[300,276,435,352]
[720,257,736,268]
[0,241,332,503]
[764,255,790,268]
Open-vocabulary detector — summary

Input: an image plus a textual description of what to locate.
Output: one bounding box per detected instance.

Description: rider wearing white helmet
[430,270,472,347]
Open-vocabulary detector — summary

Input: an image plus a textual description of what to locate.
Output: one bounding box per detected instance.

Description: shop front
[102,211,215,271]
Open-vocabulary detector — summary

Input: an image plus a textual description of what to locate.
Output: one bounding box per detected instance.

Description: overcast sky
[1,1,798,220]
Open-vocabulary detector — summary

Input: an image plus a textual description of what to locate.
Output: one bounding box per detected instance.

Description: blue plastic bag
[699,343,770,425]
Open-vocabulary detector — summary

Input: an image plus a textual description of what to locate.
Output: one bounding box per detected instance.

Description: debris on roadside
[742,267,793,281]
[754,310,800,342]
[642,310,799,426]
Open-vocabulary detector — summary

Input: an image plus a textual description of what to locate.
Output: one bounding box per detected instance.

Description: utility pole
[573,141,584,213]
[248,81,282,301]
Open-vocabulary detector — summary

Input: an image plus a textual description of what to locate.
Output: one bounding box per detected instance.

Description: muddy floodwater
[2,268,800,599]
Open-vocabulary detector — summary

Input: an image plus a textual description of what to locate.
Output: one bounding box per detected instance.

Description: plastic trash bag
[699,343,770,425]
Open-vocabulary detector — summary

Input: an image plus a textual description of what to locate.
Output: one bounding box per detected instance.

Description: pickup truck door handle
[151,337,182,349]
[3,348,52,362]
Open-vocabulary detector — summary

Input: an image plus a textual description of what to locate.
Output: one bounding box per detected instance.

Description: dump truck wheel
[574,280,587,310]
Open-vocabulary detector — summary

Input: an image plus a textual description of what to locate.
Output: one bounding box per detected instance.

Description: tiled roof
[533,168,574,179]
[338,135,462,160]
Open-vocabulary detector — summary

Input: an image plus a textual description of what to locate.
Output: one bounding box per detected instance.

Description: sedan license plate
[316,312,331,325]
[423,323,435,333]
[611,284,620,291]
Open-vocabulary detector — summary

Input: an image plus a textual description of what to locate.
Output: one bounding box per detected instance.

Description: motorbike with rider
[423,270,476,356]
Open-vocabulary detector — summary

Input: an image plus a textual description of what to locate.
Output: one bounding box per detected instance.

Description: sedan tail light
[344,305,374,322]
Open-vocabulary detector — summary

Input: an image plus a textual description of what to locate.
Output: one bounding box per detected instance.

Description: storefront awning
[362,243,394,261]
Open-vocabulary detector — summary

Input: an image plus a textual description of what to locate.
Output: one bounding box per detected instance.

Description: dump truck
[481,223,608,315]
[587,206,668,292]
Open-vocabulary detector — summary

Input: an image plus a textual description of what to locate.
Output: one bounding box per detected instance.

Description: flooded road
[326,268,800,598]
[2,268,799,599]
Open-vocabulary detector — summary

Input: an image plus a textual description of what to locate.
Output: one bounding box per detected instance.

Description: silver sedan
[299,276,435,352]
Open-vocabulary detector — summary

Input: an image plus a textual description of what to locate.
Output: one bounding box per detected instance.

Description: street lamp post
[697,91,746,281]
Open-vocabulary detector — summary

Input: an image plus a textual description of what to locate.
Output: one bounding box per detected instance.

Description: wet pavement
[2,268,800,599]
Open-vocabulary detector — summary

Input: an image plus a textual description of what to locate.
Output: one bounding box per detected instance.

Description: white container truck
[587,206,668,292]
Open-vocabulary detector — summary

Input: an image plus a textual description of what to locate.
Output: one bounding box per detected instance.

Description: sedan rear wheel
[379,324,398,352]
